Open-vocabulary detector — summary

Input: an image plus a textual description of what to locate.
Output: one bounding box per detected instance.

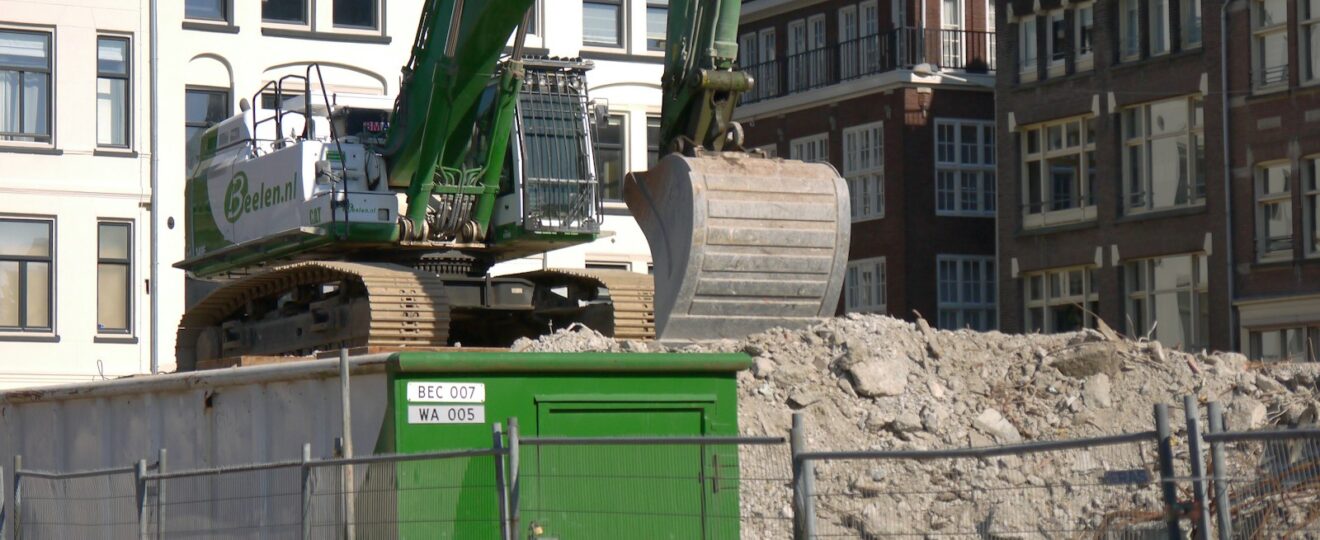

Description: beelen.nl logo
[223,172,296,223]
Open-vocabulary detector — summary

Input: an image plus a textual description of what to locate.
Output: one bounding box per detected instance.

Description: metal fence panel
[807,439,1171,539]
[147,465,303,539]
[517,439,790,539]
[1213,434,1320,538]
[16,470,138,540]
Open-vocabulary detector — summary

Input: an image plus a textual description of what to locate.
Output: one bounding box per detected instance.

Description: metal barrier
[13,400,1320,539]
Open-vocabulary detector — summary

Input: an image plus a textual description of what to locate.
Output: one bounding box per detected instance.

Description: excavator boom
[627,0,852,341]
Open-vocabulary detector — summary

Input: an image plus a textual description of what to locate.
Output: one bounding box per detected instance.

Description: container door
[524,402,725,539]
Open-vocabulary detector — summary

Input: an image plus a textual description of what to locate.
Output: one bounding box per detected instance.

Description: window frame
[96,35,131,149]
[331,0,380,31]
[261,0,311,27]
[843,121,885,221]
[1022,266,1100,334]
[1149,0,1171,56]
[96,220,133,335]
[1252,0,1290,90]
[1256,161,1294,261]
[1074,2,1094,69]
[583,0,626,49]
[1121,95,1206,214]
[838,4,859,80]
[936,255,996,331]
[595,112,627,202]
[645,0,668,52]
[645,114,661,169]
[184,87,232,143]
[935,119,996,217]
[1017,15,1038,82]
[1302,0,1320,84]
[0,27,54,146]
[845,256,887,314]
[1124,253,1210,350]
[1045,10,1067,73]
[1020,115,1097,228]
[1119,0,1141,61]
[1307,156,1320,257]
[1249,324,1320,362]
[184,0,231,23]
[0,217,55,335]
[1182,0,1204,49]
[789,132,829,163]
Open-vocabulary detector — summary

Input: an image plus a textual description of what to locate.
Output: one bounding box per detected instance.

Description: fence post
[1154,403,1184,539]
[791,412,817,540]
[156,449,167,540]
[136,458,149,540]
[12,455,20,540]
[301,443,312,540]
[1184,396,1212,540]
[492,422,510,540]
[1206,401,1232,540]
[1,463,6,540]
[507,417,520,540]
[338,348,356,540]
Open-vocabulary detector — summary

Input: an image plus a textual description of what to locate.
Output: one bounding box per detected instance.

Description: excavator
[175,0,850,369]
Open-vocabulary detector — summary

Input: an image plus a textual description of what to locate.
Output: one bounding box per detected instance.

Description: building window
[790,133,828,163]
[185,88,230,143]
[583,0,623,47]
[263,0,308,24]
[1023,266,1098,334]
[839,5,859,79]
[1303,0,1320,83]
[0,29,52,144]
[1119,0,1140,60]
[585,261,630,271]
[97,222,131,334]
[787,17,827,92]
[1256,162,1293,260]
[1125,254,1209,350]
[937,255,996,331]
[0,218,53,332]
[646,115,661,168]
[1046,11,1067,68]
[1021,116,1096,225]
[1183,0,1203,48]
[845,257,886,314]
[185,0,228,22]
[334,0,378,29]
[1122,96,1206,212]
[1250,326,1320,362]
[97,37,130,148]
[646,0,667,51]
[1075,2,1094,67]
[595,113,625,201]
[1018,16,1037,76]
[1150,0,1171,55]
[1254,0,1289,88]
[1308,157,1320,256]
[936,119,995,217]
[844,122,884,221]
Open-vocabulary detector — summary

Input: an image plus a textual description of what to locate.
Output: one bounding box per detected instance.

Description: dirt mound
[512,314,1320,536]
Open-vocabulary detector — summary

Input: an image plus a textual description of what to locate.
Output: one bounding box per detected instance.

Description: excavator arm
[627,0,852,342]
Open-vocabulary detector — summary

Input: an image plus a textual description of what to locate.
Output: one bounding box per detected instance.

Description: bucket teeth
[625,153,851,342]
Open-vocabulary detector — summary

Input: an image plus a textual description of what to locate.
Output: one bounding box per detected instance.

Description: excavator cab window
[337,107,391,146]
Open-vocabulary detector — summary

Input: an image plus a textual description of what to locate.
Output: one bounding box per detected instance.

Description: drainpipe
[1221,0,1238,352]
[149,0,160,373]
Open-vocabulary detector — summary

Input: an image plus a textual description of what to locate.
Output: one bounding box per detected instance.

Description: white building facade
[0,0,154,388]
[0,0,661,387]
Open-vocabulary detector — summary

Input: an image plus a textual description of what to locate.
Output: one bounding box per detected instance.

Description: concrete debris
[512,314,1320,537]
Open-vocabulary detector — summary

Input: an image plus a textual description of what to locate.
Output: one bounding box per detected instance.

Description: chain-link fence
[10,400,1320,539]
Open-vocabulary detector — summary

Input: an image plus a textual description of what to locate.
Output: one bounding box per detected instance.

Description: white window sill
[851,213,885,223]
[1047,62,1066,78]
[1257,253,1294,264]
[1019,69,1037,83]
[1075,55,1094,72]
[937,210,995,218]
[1022,205,1097,229]
[1253,82,1290,97]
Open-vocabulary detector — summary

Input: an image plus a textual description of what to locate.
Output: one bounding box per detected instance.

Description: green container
[367,351,751,539]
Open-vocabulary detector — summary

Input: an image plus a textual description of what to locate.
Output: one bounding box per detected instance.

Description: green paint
[223,172,296,223]
[371,351,748,539]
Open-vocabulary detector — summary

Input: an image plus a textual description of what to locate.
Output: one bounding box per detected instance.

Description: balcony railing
[741,27,996,104]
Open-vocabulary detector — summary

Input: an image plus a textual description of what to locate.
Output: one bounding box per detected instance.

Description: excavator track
[177,262,451,370]
[514,269,656,341]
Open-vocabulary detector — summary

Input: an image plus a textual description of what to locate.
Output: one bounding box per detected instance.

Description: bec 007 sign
[406,382,485,403]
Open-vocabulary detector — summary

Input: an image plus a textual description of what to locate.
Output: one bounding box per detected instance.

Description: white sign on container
[406,381,486,403]
[408,405,486,424]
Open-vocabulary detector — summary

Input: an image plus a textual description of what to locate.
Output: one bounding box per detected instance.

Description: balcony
[741,28,996,105]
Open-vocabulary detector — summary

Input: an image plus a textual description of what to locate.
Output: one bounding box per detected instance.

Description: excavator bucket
[625,153,850,342]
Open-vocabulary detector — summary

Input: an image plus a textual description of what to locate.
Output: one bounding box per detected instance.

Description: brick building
[735,0,1000,330]
[997,0,1319,361]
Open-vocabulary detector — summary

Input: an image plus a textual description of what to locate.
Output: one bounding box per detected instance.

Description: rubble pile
[512,314,1320,537]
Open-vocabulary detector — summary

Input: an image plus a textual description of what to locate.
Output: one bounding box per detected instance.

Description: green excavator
[175,0,850,368]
